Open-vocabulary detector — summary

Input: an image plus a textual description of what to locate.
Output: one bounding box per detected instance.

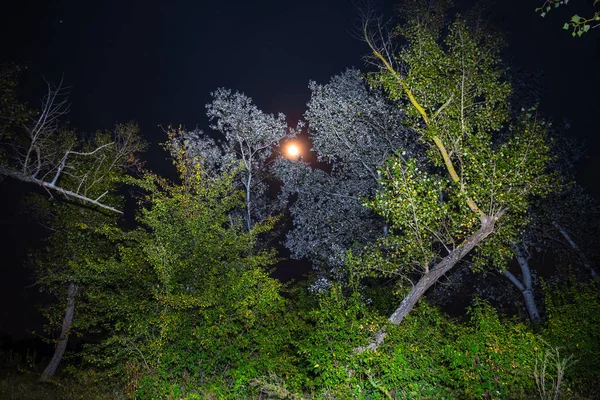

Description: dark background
[1,0,598,341]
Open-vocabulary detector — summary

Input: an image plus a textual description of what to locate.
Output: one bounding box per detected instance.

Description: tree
[199,89,292,232]
[33,201,121,380]
[275,69,419,284]
[27,122,144,380]
[0,67,144,379]
[429,151,600,327]
[499,130,600,322]
[356,2,553,348]
[502,244,541,324]
[0,71,142,213]
[75,131,288,397]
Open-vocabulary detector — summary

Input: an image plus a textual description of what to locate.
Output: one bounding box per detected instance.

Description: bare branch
[0,166,123,213]
[1,77,145,214]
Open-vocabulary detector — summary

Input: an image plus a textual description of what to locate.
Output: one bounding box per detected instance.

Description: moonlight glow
[287,143,300,158]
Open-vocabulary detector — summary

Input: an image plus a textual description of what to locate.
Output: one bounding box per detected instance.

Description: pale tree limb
[502,243,541,324]
[0,166,123,214]
[41,282,78,380]
[22,78,70,176]
[1,79,145,214]
[358,211,504,352]
[552,221,598,278]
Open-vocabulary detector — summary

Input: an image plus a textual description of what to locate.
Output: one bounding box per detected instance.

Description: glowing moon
[287,143,300,158]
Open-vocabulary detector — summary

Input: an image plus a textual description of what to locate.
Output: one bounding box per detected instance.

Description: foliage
[536,0,600,36]
[352,3,555,329]
[174,89,292,234]
[0,351,123,400]
[275,68,420,285]
[74,135,296,398]
[542,278,600,396]
[295,285,382,397]
[282,286,555,399]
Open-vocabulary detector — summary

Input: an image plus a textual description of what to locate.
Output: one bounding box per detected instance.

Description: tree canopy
[1,2,599,399]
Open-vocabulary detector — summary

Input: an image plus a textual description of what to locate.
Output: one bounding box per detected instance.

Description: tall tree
[201,89,291,232]
[356,2,553,348]
[29,123,144,380]
[74,132,287,397]
[275,69,419,284]
[500,131,599,322]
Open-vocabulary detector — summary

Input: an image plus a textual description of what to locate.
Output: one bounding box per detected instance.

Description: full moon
[287,143,300,158]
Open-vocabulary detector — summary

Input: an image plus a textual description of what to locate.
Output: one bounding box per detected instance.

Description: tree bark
[41,282,77,380]
[359,214,500,351]
[0,166,122,214]
[503,269,540,325]
[506,244,541,324]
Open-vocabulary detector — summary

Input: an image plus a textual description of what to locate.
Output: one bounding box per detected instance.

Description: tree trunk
[553,221,598,278]
[41,282,77,380]
[359,214,500,351]
[245,171,253,232]
[506,244,541,324]
[389,216,497,324]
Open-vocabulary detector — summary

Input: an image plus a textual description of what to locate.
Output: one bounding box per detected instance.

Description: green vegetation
[536,0,600,36]
[1,2,599,399]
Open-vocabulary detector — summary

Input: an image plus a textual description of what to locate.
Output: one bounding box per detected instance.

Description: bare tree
[0,78,144,214]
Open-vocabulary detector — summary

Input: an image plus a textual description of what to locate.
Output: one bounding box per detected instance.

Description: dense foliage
[1,2,599,400]
[66,135,298,398]
[275,68,420,284]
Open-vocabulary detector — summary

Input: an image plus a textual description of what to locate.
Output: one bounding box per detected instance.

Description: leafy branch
[536,0,600,36]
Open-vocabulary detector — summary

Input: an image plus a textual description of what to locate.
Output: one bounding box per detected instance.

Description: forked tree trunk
[503,245,540,325]
[359,214,500,351]
[41,282,77,380]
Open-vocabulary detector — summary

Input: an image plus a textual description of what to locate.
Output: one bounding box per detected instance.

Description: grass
[0,346,123,400]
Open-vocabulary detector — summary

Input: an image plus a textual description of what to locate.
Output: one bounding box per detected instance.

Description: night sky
[1,0,598,340]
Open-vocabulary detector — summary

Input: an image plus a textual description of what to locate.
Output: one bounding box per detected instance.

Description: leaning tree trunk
[41,282,77,380]
[359,215,500,351]
[503,245,541,325]
[552,221,598,278]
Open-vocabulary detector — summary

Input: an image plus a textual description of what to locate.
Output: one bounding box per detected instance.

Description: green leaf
[563,23,570,30]
[541,12,546,18]
[577,29,583,37]
[583,24,590,33]
[571,15,581,23]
